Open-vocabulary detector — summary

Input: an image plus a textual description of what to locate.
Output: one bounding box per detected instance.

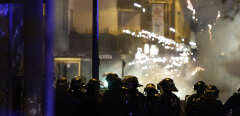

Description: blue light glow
[0,4,8,39]
[0,4,8,16]
[45,0,55,116]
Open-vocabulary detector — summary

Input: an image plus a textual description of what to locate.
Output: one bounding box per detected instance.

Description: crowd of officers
[55,73,240,116]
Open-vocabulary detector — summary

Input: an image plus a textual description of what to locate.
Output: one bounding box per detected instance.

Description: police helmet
[86,78,100,90]
[123,75,142,89]
[144,83,158,95]
[56,77,68,89]
[105,72,121,89]
[204,85,219,98]
[70,76,84,90]
[194,81,207,93]
[157,78,178,92]
[105,72,120,83]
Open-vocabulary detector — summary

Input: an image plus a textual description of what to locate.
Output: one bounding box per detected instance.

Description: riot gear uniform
[123,75,145,116]
[197,85,225,116]
[194,81,207,94]
[204,85,219,98]
[185,81,207,116]
[224,88,240,116]
[102,73,127,116]
[83,78,103,116]
[55,77,78,116]
[144,83,158,116]
[144,83,158,97]
[105,72,122,90]
[124,75,143,89]
[157,78,178,92]
[56,77,69,91]
[69,76,85,98]
[86,78,100,94]
[154,78,181,116]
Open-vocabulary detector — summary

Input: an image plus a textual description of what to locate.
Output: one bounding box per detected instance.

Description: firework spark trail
[186,0,196,20]
[187,0,194,11]
[126,47,203,99]
[192,66,205,76]
[217,10,221,20]
[208,24,213,40]
[122,29,206,99]
[122,29,187,51]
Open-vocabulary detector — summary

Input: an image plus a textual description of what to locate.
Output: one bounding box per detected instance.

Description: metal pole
[45,0,55,116]
[8,4,14,116]
[122,60,126,77]
[24,0,43,115]
[92,0,100,80]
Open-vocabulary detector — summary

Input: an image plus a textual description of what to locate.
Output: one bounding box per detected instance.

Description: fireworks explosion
[100,0,240,101]
[120,29,204,99]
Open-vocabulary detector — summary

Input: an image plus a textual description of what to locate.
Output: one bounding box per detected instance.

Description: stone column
[24,0,43,115]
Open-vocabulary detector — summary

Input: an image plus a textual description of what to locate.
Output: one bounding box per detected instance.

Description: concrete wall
[118,11,141,32]
[174,0,191,42]
[69,0,118,34]
[55,0,69,54]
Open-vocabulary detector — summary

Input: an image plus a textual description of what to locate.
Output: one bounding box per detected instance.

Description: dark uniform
[197,85,225,116]
[123,75,145,116]
[69,76,85,99]
[224,88,240,116]
[55,77,78,116]
[68,76,86,115]
[102,73,127,116]
[154,78,181,116]
[144,83,158,116]
[83,78,103,116]
[185,81,207,116]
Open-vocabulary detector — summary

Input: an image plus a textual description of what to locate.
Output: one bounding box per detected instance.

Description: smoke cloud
[197,14,240,102]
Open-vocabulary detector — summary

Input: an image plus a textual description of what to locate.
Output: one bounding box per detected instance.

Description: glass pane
[0,3,24,115]
[0,4,9,112]
[54,0,92,82]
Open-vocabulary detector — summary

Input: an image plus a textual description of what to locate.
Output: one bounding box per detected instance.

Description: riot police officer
[85,78,101,95]
[121,76,129,93]
[123,75,145,116]
[102,73,127,116]
[198,85,225,116]
[105,73,121,90]
[185,81,207,116]
[83,78,103,116]
[69,76,85,99]
[154,78,181,116]
[55,77,78,116]
[56,77,69,91]
[144,83,158,97]
[144,83,158,116]
[224,88,240,116]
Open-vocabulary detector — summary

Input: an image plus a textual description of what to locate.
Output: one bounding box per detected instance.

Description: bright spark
[187,0,194,11]
[217,10,221,20]
[182,38,185,42]
[192,67,205,76]
[189,42,197,46]
[133,3,142,8]
[169,27,176,33]
[186,0,196,21]
[208,24,213,40]
[142,8,146,13]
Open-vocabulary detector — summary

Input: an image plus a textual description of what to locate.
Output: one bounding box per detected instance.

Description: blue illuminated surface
[0,4,8,16]
[0,4,8,38]
[45,0,55,116]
